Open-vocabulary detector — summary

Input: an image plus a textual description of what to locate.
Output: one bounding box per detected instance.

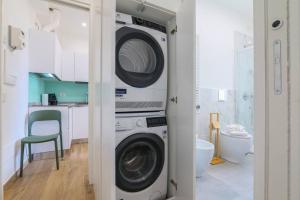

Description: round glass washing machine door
[115,133,165,192]
[116,27,165,88]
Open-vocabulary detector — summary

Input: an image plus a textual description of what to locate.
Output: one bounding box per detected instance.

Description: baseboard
[3,159,29,190]
[72,138,88,144]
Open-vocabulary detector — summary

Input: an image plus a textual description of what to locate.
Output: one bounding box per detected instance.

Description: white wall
[1,0,34,184]
[196,0,253,89]
[146,0,181,12]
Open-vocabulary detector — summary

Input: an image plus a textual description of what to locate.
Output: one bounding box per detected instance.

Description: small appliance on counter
[41,93,58,106]
[42,94,49,106]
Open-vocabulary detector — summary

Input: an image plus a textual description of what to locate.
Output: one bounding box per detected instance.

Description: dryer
[115,12,168,113]
[115,112,168,200]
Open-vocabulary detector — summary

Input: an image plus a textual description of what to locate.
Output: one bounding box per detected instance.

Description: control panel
[116,116,167,131]
[132,17,166,33]
[146,117,167,127]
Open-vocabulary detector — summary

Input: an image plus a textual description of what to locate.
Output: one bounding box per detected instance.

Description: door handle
[170,97,177,104]
[273,39,282,95]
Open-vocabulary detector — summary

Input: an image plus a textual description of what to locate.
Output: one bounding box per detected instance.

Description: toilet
[220,124,252,163]
[196,139,215,177]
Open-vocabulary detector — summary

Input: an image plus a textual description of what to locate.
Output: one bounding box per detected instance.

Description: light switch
[218,89,226,102]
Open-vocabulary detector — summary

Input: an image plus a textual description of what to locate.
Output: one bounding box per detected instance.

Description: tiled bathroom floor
[196,154,254,200]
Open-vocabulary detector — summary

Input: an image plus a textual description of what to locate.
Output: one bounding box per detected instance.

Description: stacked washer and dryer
[115,13,169,200]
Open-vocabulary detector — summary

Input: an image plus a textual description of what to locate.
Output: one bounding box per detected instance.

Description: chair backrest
[28,110,62,136]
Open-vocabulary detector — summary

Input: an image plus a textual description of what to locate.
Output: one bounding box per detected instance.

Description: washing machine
[115,112,168,200]
[115,12,168,113]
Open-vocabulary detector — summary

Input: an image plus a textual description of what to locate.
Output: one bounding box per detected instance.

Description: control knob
[136,120,143,127]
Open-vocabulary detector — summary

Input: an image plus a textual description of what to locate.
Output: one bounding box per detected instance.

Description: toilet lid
[221,131,252,139]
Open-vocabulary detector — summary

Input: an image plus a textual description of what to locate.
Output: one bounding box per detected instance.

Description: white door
[167,0,197,199]
[265,0,289,199]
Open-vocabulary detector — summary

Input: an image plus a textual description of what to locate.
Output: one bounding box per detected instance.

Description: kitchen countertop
[29,102,88,108]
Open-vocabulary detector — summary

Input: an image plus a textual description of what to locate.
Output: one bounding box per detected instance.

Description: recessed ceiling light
[81,22,87,27]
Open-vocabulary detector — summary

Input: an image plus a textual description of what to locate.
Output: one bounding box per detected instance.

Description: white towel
[224,124,246,132]
[223,124,249,137]
[228,130,248,137]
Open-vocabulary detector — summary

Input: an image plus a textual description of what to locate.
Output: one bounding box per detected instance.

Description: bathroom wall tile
[196,88,236,140]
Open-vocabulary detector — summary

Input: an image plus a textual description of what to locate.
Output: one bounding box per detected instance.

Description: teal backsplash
[29,73,88,104]
[29,73,45,103]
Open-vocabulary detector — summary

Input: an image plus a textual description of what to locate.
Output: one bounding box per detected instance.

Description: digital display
[115,88,127,97]
[146,117,167,127]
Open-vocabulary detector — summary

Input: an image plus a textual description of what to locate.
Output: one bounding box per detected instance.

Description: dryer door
[116,133,165,192]
[116,27,165,88]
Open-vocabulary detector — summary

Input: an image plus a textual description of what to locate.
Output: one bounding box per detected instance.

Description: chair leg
[54,139,59,170]
[20,142,25,177]
[28,143,32,163]
[59,133,64,159]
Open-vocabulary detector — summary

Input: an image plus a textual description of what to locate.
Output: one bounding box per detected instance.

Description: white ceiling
[30,0,89,38]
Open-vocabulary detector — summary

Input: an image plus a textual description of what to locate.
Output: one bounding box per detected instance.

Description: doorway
[1,0,93,199]
[195,0,254,199]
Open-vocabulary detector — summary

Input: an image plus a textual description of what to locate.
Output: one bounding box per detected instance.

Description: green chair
[20,110,64,177]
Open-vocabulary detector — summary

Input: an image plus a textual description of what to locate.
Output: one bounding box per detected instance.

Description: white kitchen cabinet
[72,106,89,139]
[28,106,71,154]
[61,52,75,81]
[29,30,62,79]
[68,107,73,147]
[74,53,89,82]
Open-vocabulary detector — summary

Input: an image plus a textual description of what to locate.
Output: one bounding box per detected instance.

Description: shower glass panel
[235,47,254,135]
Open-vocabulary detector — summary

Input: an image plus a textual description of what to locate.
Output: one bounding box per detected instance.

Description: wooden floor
[4,143,95,200]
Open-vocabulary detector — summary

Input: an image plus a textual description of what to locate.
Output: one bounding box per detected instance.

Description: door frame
[89,0,116,200]
[0,0,2,198]
[288,0,300,199]
[254,0,267,199]
[254,0,291,200]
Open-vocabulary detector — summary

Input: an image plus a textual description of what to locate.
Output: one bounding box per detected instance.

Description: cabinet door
[68,108,73,149]
[168,0,196,199]
[54,37,62,79]
[29,30,55,74]
[72,106,89,139]
[75,53,89,82]
[61,52,75,81]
